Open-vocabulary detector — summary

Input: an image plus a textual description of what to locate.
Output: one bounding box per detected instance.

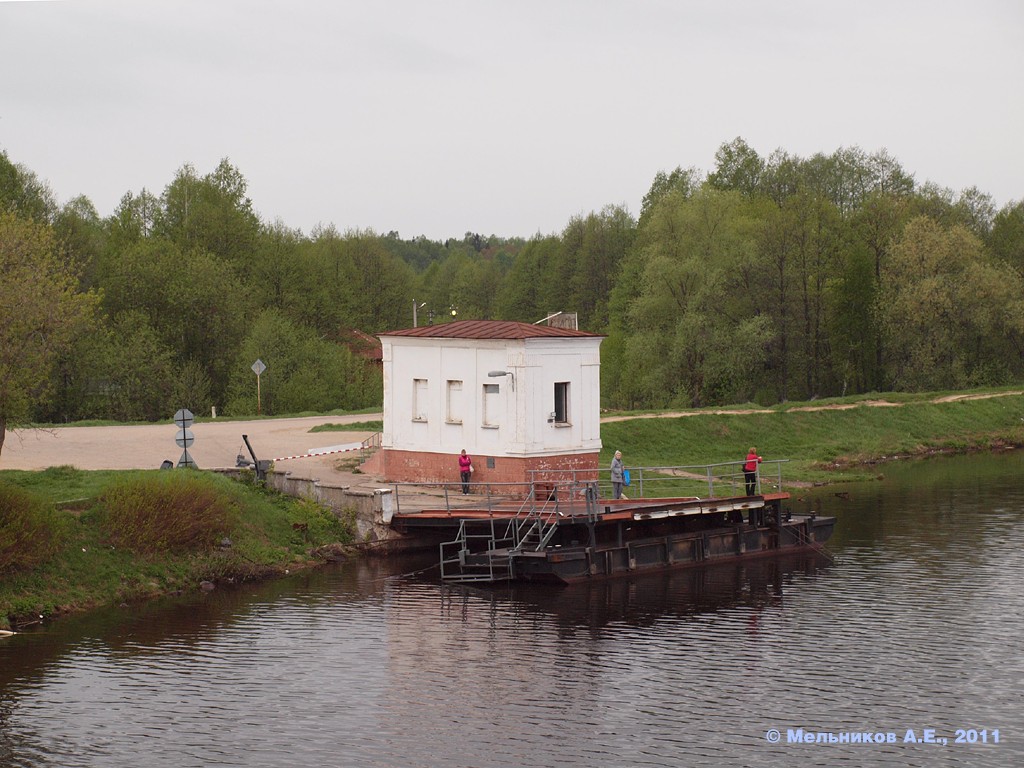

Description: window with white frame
[412,378,428,421]
[446,380,463,424]
[482,383,500,428]
[554,381,570,424]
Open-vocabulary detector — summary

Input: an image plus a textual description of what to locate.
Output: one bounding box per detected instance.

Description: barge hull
[473,515,834,584]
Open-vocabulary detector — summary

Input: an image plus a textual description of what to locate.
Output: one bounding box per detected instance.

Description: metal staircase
[440,481,597,583]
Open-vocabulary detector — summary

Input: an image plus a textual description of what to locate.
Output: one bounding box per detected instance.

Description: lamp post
[487,370,514,391]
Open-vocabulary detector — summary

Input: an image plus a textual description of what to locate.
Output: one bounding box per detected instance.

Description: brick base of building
[360,448,600,488]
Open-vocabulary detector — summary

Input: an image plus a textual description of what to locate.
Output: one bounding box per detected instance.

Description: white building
[362,320,604,485]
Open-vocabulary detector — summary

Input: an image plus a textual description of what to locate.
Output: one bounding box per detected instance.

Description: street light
[487,370,514,390]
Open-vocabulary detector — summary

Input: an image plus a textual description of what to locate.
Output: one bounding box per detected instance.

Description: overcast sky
[2,0,1022,240]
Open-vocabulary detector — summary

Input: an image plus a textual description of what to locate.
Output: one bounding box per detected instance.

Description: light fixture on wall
[487,370,515,390]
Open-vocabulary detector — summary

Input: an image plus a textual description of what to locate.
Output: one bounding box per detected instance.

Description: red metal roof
[380,320,603,340]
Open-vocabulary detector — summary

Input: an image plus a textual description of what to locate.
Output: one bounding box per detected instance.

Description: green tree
[426,252,505,321]
[616,188,771,407]
[989,200,1024,274]
[795,147,913,217]
[54,195,106,290]
[106,189,160,253]
[758,190,844,399]
[338,231,416,331]
[98,238,249,405]
[638,166,702,226]
[706,137,765,196]
[0,213,99,456]
[96,312,177,421]
[876,216,1024,389]
[0,151,57,221]
[825,241,877,395]
[224,311,379,416]
[495,235,557,322]
[248,219,305,316]
[564,205,636,330]
[155,159,261,264]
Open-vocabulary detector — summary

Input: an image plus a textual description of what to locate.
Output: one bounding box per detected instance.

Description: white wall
[381,335,602,459]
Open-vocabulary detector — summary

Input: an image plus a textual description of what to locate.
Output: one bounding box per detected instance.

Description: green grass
[309,420,383,433]
[0,466,128,505]
[600,391,1024,486]
[5,386,1024,628]
[0,470,356,630]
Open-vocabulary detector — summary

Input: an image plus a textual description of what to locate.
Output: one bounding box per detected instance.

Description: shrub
[99,472,240,554]
[0,483,64,573]
[289,497,354,544]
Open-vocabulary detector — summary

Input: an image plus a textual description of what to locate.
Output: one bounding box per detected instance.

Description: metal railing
[395,460,788,518]
[389,479,539,518]
[528,459,788,500]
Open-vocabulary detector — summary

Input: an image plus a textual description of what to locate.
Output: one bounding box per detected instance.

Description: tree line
[2,137,1023,453]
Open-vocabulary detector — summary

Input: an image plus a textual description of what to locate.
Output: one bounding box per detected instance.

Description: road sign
[252,359,267,414]
[175,428,195,448]
[172,408,196,466]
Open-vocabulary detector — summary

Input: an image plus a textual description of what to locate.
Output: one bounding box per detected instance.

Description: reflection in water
[463,552,830,632]
[2,452,1023,767]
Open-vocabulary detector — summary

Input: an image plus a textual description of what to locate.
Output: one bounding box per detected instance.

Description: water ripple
[3,455,1024,766]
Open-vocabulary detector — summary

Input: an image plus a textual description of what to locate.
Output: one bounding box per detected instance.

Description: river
[2,452,1022,767]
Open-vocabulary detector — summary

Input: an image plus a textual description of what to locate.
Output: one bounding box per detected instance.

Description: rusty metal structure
[388,460,835,583]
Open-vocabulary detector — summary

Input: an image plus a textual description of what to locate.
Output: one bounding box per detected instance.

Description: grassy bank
[4,388,1023,630]
[0,467,356,631]
[600,389,1024,485]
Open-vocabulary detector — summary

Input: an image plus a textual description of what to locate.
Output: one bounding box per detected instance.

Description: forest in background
[2,137,1024,430]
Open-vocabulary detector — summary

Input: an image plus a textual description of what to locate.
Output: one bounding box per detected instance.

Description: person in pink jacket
[458,449,473,494]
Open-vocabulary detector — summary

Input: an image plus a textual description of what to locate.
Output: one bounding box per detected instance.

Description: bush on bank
[99,472,240,554]
[0,469,356,630]
[0,482,66,574]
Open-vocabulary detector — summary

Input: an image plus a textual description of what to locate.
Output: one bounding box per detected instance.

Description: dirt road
[4,391,1020,482]
[1,414,383,486]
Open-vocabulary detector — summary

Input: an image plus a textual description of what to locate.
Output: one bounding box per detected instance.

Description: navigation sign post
[173,408,197,468]
[252,359,267,415]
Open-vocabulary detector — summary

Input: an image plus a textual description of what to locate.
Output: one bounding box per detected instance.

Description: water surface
[2,452,1022,766]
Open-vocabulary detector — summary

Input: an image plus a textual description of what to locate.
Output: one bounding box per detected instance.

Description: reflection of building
[361,320,604,484]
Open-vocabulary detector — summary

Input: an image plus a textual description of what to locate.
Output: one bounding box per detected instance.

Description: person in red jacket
[743,447,762,496]
[458,449,473,494]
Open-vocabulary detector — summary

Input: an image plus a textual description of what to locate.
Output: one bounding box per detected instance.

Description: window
[554,382,570,424]
[446,380,463,424]
[413,378,428,421]
[482,383,500,428]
